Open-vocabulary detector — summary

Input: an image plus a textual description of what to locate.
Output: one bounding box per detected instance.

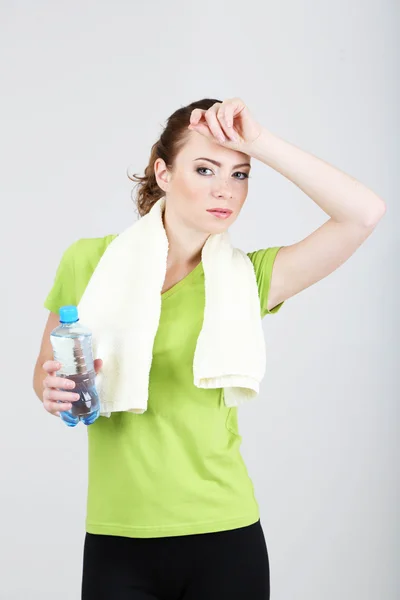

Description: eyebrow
[193,157,251,169]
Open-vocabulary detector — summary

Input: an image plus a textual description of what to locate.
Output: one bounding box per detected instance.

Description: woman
[33,97,386,599]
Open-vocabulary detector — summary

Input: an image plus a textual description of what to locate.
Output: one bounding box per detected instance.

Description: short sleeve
[247,246,284,318]
[44,241,78,314]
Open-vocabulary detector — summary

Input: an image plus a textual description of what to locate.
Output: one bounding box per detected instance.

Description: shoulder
[61,234,118,269]
[44,234,118,313]
[246,247,282,273]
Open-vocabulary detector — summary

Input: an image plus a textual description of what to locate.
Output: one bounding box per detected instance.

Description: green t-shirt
[44,234,284,538]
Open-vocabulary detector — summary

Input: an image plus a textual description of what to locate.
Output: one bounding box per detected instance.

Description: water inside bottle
[52,329,100,424]
[59,371,100,418]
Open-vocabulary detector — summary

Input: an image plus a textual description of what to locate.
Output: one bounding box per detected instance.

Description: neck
[162,201,209,268]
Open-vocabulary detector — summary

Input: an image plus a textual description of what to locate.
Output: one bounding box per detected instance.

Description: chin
[191,212,237,235]
[204,221,233,235]
[212,221,231,232]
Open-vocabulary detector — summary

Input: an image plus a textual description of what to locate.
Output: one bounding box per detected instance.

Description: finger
[188,121,213,139]
[44,388,80,403]
[44,399,71,416]
[42,360,61,375]
[54,403,72,413]
[189,108,205,126]
[217,105,238,141]
[205,106,226,143]
[188,109,209,136]
[43,375,76,390]
[224,107,233,128]
[94,358,103,374]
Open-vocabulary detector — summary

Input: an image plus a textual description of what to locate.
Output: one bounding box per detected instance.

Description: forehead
[179,130,250,165]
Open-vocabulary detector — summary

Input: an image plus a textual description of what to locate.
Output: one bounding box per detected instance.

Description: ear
[154,158,170,191]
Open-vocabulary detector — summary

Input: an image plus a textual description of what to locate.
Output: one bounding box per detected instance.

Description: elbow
[362,197,387,229]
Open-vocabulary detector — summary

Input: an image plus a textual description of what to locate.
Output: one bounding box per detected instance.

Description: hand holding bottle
[42,358,103,420]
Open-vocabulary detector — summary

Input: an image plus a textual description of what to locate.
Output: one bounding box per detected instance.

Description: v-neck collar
[161,261,204,301]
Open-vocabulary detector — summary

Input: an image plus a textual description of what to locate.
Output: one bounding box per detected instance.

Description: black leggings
[81,519,270,599]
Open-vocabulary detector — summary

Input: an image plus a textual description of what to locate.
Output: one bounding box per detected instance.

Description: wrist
[243,127,277,161]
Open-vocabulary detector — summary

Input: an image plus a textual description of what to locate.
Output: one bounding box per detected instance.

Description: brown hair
[127,98,222,217]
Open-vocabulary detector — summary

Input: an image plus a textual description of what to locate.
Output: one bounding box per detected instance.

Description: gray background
[1,1,398,598]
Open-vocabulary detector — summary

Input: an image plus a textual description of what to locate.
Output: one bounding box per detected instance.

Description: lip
[206,208,233,219]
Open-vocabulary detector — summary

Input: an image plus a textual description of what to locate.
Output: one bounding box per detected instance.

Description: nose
[212,178,233,199]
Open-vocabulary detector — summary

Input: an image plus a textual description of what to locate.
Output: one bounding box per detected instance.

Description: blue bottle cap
[59,305,79,323]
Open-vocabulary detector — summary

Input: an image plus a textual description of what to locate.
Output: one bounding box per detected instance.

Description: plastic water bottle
[50,305,100,427]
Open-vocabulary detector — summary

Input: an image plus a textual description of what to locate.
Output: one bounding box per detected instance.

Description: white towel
[78,195,266,417]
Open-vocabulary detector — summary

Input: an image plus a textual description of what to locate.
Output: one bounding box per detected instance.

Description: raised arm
[247,128,386,310]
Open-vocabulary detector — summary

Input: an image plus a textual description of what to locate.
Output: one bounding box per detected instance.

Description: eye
[196,167,213,176]
[196,167,249,180]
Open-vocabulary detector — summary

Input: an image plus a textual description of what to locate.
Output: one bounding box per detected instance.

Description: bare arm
[246,128,386,311]
[267,218,378,311]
